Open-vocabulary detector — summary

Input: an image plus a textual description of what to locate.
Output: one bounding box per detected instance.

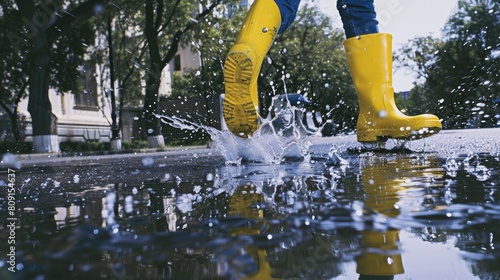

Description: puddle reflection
[1,152,500,279]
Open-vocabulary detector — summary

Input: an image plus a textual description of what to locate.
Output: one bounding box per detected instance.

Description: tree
[396,0,500,129]
[108,1,147,137]
[91,1,147,148]
[10,0,109,153]
[142,0,238,147]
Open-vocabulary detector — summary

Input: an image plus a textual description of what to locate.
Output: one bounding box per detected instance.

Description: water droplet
[378,110,388,118]
[142,157,154,166]
[194,185,202,193]
[206,173,214,181]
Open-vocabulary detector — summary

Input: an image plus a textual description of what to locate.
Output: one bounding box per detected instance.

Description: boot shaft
[236,0,281,59]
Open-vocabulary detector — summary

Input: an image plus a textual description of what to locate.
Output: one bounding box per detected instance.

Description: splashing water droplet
[158,94,316,163]
[142,157,154,166]
[206,173,214,181]
[378,110,388,118]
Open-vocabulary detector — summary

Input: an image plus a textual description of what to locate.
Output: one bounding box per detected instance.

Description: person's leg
[337,0,378,38]
[275,0,301,34]
[338,1,441,143]
[223,0,300,138]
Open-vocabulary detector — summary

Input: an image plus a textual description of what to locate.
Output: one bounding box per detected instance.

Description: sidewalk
[1,144,213,167]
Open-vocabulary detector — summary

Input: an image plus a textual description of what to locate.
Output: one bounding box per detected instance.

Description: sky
[313,0,459,92]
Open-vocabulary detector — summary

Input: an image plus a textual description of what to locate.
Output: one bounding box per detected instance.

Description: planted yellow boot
[343,33,442,143]
[223,0,281,138]
[357,158,405,277]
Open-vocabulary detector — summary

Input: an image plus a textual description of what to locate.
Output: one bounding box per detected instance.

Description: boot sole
[357,126,442,143]
[223,52,258,138]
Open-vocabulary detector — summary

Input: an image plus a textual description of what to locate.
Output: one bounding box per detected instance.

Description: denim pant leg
[337,0,379,38]
[274,0,301,34]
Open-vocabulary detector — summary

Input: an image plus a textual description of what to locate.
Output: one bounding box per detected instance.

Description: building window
[74,64,98,110]
[174,54,181,71]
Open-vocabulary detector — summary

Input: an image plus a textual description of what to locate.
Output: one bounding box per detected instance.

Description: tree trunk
[0,102,21,142]
[107,15,121,151]
[143,65,165,147]
[28,31,59,153]
[143,0,165,147]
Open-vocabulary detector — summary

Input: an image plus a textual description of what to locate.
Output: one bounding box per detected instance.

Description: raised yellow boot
[223,0,281,138]
[228,183,278,280]
[343,33,442,143]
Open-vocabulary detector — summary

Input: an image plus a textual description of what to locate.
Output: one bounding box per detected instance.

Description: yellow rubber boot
[223,0,281,138]
[357,158,405,277]
[343,33,442,143]
[228,183,277,280]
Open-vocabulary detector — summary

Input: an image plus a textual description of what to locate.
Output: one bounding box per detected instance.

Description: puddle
[1,150,500,279]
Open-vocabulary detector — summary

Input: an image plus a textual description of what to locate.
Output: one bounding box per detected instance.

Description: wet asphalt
[0,128,497,193]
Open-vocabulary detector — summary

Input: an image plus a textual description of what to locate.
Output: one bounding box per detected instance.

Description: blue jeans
[274,0,379,38]
[274,0,301,34]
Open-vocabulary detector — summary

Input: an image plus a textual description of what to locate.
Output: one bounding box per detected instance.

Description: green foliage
[396,0,500,128]
[0,1,30,104]
[60,141,111,153]
[52,20,96,93]
[122,140,150,150]
[90,1,146,107]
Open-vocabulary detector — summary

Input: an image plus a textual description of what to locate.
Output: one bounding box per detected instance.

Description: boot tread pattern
[223,52,258,138]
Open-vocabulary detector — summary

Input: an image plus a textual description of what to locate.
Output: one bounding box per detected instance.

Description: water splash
[158,94,315,164]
